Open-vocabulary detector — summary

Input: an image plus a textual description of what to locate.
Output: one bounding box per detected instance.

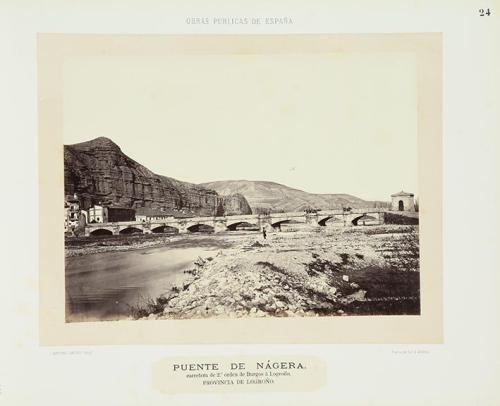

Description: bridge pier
[176,225,188,234]
[214,221,227,233]
[144,223,152,234]
[257,215,271,232]
[305,213,319,226]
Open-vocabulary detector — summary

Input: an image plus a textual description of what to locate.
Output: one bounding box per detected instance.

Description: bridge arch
[226,221,258,231]
[270,219,291,229]
[187,223,214,233]
[89,228,113,236]
[318,216,333,226]
[151,225,179,234]
[119,226,143,235]
[351,214,377,226]
[318,215,344,226]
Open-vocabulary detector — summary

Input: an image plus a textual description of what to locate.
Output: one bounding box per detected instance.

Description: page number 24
[479,8,492,16]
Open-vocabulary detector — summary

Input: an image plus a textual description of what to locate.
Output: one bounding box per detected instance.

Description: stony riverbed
[133,225,420,319]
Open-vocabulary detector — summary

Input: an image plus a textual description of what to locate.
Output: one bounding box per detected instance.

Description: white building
[88,205,107,223]
[390,191,415,212]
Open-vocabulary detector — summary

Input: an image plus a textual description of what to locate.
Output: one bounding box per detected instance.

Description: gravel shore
[138,225,420,319]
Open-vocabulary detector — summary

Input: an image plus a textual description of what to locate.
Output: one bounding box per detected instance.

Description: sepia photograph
[61,37,422,323]
[2,1,495,403]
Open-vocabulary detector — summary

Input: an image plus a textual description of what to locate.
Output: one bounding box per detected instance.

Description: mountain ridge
[199,179,377,213]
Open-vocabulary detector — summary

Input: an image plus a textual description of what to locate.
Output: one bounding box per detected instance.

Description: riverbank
[133,225,420,319]
[65,232,242,257]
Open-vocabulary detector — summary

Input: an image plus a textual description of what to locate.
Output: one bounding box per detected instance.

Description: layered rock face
[64,137,251,216]
[220,193,253,216]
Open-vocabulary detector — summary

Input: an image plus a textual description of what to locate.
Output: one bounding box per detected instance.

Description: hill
[199,180,375,213]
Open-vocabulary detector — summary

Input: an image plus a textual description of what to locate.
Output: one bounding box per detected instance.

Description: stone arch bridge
[84,208,386,237]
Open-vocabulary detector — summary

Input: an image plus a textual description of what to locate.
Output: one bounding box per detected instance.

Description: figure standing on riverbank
[262,227,267,240]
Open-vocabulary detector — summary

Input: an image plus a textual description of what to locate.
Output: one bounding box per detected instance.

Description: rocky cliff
[219,193,252,216]
[64,137,252,216]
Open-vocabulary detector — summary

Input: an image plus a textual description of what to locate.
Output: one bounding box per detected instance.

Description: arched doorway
[398,200,404,211]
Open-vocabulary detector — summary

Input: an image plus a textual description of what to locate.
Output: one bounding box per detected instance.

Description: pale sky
[63,51,417,201]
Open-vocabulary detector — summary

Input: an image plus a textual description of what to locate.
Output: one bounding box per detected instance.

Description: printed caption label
[153,356,326,394]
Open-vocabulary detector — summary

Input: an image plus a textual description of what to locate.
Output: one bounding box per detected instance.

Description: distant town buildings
[65,194,137,235]
[391,191,415,212]
[64,194,86,234]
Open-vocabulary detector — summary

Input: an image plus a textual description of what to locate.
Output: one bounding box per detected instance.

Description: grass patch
[347,266,420,299]
[339,298,420,315]
[385,213,419,225]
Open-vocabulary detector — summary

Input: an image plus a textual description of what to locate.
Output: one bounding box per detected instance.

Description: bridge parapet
[317,211,339,217]
[350,208,386,214]
[86,221,136,228]
[268,211,305,219]
[223,214,259,221]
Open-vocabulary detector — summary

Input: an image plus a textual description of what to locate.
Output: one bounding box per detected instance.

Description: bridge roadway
[84,208,386,237]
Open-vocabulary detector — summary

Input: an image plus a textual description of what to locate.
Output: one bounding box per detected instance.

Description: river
[65,245,218,322]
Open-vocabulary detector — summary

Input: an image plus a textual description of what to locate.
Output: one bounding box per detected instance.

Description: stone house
[88,205,106,223]
[391,190,415,212]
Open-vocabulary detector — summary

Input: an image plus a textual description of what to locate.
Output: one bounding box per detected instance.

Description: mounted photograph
[39,34,442,343]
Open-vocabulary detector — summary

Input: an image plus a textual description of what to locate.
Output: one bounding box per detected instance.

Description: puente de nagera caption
[84,208,386,237]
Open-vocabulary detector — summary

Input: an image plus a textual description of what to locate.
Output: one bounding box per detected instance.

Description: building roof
[391,190,414,197]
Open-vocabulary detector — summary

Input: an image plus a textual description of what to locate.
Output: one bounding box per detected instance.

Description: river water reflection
[65,245,218,322]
